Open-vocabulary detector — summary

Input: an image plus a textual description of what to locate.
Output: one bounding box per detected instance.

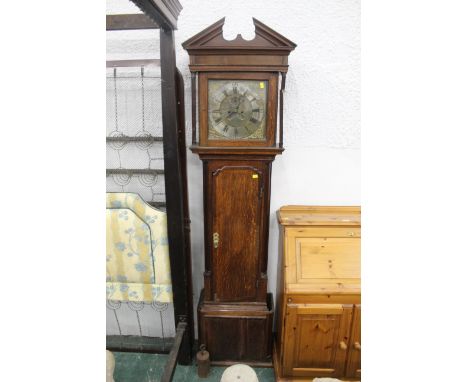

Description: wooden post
[191,72,197,145]
[176,68,195,361]
[160,26,192,365]
[160,322,187,382]
[279,72,286,148]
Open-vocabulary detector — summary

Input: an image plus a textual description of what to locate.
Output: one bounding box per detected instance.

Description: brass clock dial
[208,80,267,140]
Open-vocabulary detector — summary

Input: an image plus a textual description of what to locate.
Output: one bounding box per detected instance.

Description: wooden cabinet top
[278,205,361,296]
[277,205,361,227]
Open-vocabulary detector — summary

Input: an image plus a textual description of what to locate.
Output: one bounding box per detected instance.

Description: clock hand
[234,97,244,119]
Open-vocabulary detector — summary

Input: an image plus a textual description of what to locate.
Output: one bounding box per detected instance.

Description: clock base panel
[197,289,273,365]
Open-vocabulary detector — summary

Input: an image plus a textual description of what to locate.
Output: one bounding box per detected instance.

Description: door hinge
[213,232,219,249]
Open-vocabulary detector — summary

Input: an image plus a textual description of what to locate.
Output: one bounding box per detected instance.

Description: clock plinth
[183,17,295,363]
[198,290,274,366]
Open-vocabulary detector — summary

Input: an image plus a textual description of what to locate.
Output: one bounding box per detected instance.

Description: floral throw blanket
[106,193,172,303]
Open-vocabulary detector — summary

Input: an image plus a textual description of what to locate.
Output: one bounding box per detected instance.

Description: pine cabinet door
[283,304,353,378]
[346,304,361,379]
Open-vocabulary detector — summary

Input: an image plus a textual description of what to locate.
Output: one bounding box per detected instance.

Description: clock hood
[182,17,296,72]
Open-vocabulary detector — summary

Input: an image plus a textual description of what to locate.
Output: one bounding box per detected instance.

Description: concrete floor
[113,352,276,382]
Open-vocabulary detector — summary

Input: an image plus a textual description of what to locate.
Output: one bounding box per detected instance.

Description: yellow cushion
[106,193,172,303]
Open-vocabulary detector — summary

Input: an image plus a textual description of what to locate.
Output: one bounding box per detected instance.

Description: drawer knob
[339,341,347,350]
[354,342,361,351]
[287,298,292,303]
[348,231,355,237]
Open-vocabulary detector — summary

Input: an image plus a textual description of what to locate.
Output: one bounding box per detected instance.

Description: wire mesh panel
[106,66,162,137]
[106,301,176,351]
[106,65,166,206]
[106,171,166,205]
[106,140,164,169]
[106,63,174,350]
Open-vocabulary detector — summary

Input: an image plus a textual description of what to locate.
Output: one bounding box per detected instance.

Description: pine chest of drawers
[273,206,361,381]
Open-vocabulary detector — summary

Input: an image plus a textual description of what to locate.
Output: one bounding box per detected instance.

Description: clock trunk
[204,159,271,303]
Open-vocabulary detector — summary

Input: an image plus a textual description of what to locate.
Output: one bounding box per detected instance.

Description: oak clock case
[182,17,296,366]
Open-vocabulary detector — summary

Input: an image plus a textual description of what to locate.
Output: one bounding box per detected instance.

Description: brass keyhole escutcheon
[213,232,220,249]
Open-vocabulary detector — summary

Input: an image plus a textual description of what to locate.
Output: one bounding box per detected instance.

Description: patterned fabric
[106,193,172,302]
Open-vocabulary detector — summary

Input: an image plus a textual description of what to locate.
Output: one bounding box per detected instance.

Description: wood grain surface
[275,206,361,381]
[212,163,263,301]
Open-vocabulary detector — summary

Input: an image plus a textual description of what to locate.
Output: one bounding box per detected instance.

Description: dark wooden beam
[106,169,165,176]
[160,322,187,382]
[160,27,192,365]
[106,335,174,353]
[106,14,159,30]
[106,59,161,68]
[130,0,181,31]
[176,68,195,360]
[147,201,166,209]
[106,136,163,142]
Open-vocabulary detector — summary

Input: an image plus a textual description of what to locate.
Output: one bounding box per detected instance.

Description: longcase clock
[182,17,296,365]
